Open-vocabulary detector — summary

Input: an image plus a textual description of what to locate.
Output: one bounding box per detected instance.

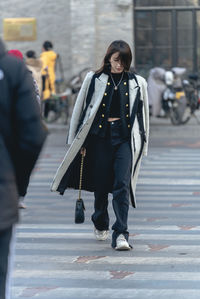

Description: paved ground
[149,112,200,148]
[11,113,200,299]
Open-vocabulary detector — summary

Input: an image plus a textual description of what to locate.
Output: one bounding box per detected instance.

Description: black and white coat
[51,71,149,208]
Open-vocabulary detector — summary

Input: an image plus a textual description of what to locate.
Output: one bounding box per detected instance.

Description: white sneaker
[94,229,109,241]
[18,200,26,209]
[115,234,131,251]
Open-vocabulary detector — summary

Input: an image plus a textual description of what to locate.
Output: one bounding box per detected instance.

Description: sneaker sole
[115,245,131,251]
[18,205,26,209]
[96,237,108,241]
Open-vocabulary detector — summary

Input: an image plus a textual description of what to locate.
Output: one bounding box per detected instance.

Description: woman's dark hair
[43,41,53,51]
[96,40,132,73]
[26,50,36,59]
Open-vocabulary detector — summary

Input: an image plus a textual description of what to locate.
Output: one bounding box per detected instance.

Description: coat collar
[98,72,139,88]
[95,71,140,125]
[98,72,109,84]
[128,72,139,90]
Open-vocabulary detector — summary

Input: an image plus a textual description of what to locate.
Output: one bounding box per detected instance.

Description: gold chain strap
[78,153,85,200]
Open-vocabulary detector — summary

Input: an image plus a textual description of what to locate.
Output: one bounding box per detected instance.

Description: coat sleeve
[67,71,94,145]
[141,78,149,156]
[13,61,47,196]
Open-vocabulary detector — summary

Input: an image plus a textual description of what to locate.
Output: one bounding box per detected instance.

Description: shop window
[135,0,200,6]
[174,0,199,6]
[177,11,193,68]
[135,0,173,6]
[196,10,200,69]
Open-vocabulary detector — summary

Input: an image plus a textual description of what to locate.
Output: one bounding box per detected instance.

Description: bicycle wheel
[180,106,191,124]
[170,107,182,125]
[45,98,61,123]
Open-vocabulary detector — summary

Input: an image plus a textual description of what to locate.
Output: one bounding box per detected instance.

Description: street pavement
[12,114,200,299]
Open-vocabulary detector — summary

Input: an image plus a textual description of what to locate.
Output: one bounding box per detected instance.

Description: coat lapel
[90,73,140,127]
[95,72,139,116]
[129,77,139,114]
[89,73,108,116]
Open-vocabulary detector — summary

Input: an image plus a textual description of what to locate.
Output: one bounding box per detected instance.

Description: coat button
[107,82,110,85]
[102,114,105,117]
[128,124,130,128]
[124,82,127,85]
[126,104,129,107]
[125,92,128,96]
[102,103,106,107]
[126,114,129,118]
[99,125,102,128]
[104,93,107,96]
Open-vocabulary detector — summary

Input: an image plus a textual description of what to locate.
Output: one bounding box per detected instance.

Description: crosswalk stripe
[13,269,200,280]
[16,232,200,240]
[13,255,200,265]
[12,287,200,299]
[12,146,200,299]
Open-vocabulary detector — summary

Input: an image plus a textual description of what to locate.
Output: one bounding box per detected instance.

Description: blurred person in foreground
[0,39,47,299]
[8,49,42,209]
[40,41,57,118]
[9,49,41,109]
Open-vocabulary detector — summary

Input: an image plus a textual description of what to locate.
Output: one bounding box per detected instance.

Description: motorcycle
[182,74,200,124]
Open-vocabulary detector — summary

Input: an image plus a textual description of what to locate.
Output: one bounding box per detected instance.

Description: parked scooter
[182,74,200,124]
[162,67,188,125]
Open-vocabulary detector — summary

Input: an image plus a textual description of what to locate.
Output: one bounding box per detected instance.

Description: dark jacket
[89,72,130,138]
[0,39,47,230]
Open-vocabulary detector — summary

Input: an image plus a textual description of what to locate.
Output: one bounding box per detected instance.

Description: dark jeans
[91,120,132,248]
[0,226,14,299]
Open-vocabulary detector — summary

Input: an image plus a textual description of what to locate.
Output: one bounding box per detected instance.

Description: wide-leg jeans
[91,120,132,248]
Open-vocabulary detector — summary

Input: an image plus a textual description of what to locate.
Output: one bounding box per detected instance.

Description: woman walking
[52,40,149,250]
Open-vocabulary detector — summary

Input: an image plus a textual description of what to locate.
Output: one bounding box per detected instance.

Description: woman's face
[109,52,124,73]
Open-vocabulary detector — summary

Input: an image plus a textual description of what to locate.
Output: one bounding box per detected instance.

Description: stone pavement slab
[11,119,200,299]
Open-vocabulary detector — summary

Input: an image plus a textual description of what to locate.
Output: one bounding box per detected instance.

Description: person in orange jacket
[40,41,57,117]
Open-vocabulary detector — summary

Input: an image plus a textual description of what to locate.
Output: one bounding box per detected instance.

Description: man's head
[43,41,53,51]
[26,50,36,59]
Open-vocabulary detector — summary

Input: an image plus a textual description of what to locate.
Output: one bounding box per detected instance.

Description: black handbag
[75,151,86,223]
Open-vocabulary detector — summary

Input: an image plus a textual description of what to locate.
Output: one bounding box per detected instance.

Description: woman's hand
[80,147,86,156]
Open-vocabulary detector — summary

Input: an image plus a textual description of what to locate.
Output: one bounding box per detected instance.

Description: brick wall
[0,0,134,80]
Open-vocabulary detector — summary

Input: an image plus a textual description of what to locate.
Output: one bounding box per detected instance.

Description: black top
[89,71,131,138]
[109,72,124,118]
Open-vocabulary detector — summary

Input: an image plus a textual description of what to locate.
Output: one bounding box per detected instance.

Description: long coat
[0,39,47,230]
[51,71,149,207]
[26,57,43,96]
